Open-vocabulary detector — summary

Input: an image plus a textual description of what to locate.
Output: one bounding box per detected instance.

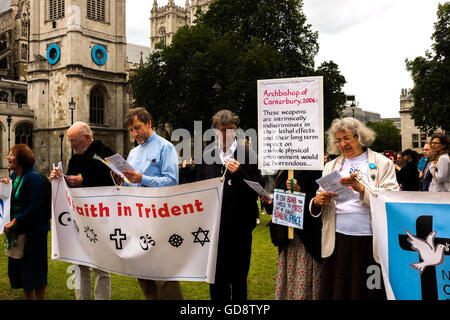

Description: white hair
[326,117,376,155]
[69,121,93,138]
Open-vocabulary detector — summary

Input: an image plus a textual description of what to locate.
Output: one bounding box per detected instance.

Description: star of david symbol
[84,226,98,243]
[192,227,210,247]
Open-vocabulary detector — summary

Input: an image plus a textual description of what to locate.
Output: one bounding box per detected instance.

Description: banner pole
[288,170,294,239]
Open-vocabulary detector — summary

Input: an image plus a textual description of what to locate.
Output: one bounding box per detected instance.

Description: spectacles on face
[334,134,357,145]
[68,136,85,145]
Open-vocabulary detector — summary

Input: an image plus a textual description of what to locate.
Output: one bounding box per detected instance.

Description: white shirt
[219,140,237,165]
[336,151,372,236]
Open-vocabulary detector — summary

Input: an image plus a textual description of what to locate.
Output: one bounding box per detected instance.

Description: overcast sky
[126,0,443,118]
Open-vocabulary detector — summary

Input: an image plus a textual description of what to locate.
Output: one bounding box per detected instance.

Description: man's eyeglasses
[334,134,357,145]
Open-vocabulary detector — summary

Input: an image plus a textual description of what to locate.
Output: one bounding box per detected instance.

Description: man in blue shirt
[122,107,182,300]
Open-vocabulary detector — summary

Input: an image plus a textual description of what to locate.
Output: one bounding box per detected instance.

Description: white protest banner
[370,191,450,300]
[271,189,306,229]
[257,76,324,171]
[0,182,11,235]
[52,177,224,283]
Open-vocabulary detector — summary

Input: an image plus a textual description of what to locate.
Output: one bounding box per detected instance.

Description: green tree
[405,2,450,134]
[315,61,347,130]
[366,120,401,152]
[130,0,346,132]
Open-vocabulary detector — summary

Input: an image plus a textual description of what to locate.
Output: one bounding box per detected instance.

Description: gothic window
[90,86,106,125]
[21,20,28,37]
[0,91,8,102]
[412,134,419,149]
[0,36,6,51]
[87,0,106,22]
[21,44,28,60]
[0,58,7,70]
[159,28,166,45]
[15,122,33,149]
[49,0,65,20]
[15,93,27,107]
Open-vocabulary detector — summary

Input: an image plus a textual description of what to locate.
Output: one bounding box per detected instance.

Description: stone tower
[150,0,211,49]
[28,0,128,174]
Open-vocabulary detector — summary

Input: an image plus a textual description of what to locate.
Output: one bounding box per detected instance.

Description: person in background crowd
[429,133,450,192]
[49,121,115,300]
[419,143,433,191]
[195,109,261,301]
[417,145,429,172]
[1,144,50,300]
[397,149,420,191]
[260,169,322,299]
[179,157,196,184]
[310,117,399,300]
[394,151,405,188]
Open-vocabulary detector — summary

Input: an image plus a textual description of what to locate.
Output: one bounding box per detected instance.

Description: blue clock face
[92,44,107,65]
[47,43,61,65]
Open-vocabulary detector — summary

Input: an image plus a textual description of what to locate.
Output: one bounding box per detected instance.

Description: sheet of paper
[105,154,135,172]
[243,179,271,198]
[315,169,355,202]
[93,154,131,185]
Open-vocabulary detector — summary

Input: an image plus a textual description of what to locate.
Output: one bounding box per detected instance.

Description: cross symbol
[398,215,450,300]
[110,228,127,250]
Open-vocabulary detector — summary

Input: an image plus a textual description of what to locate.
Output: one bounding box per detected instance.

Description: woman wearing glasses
[429,133,449,192]
[310,118,399,299]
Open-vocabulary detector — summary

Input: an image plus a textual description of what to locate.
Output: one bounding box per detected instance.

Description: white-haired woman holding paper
[310,117,399,300]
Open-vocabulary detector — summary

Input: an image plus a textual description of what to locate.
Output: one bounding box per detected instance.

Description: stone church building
[0,0,152,177]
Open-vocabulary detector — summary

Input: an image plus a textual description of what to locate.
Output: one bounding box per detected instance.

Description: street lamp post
[6,115,12,151]
[69,97,76,125]
[59,133,64,164]
[68,97,76,156]
[351,101,356,118]
[7,115,11,175]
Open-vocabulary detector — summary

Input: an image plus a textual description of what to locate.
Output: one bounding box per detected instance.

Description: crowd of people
[1,110,449,300]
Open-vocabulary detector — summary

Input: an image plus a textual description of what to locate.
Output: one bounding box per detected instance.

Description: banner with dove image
[370,191,450,300]
[51,177,224,283]
[0,182,11,235]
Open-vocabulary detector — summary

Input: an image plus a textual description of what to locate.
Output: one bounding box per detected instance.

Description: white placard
[271,189,306,230]
[257,76,324,171]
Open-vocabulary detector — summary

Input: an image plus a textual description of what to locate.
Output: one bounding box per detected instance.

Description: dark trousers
[210,231,253,301]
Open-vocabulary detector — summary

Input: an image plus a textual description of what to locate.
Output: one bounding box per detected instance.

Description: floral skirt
[274,234,322,300]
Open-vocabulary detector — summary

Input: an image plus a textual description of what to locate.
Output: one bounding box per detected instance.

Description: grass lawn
[0,212,278,300]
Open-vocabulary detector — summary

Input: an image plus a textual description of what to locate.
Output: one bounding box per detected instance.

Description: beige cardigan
[309,148,399,263]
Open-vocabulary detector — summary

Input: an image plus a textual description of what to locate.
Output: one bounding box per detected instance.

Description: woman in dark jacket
[261,170,322,299]
[1,144,50,300]
[397,149,420,191]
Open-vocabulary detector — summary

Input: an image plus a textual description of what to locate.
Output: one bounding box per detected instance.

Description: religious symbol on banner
[139,234,156,250]
[192,227,210,247]
[110,228,127,250]
[399,215,450,300]
[84,226,98,243]
[58,211,71,226]
[168,234,183,248]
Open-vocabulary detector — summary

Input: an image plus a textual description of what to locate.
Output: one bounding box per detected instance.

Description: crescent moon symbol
[58,211,70,226]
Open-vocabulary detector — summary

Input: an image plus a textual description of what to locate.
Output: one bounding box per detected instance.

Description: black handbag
[267,220,288,248]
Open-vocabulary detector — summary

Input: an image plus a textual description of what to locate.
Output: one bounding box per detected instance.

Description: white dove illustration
[406,230,450,275]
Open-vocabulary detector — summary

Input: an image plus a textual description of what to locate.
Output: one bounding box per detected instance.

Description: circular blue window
[47,43,61,65]
[91,44,107,66]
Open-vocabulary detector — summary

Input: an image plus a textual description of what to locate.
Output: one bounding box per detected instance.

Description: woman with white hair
[310,117,399,299]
